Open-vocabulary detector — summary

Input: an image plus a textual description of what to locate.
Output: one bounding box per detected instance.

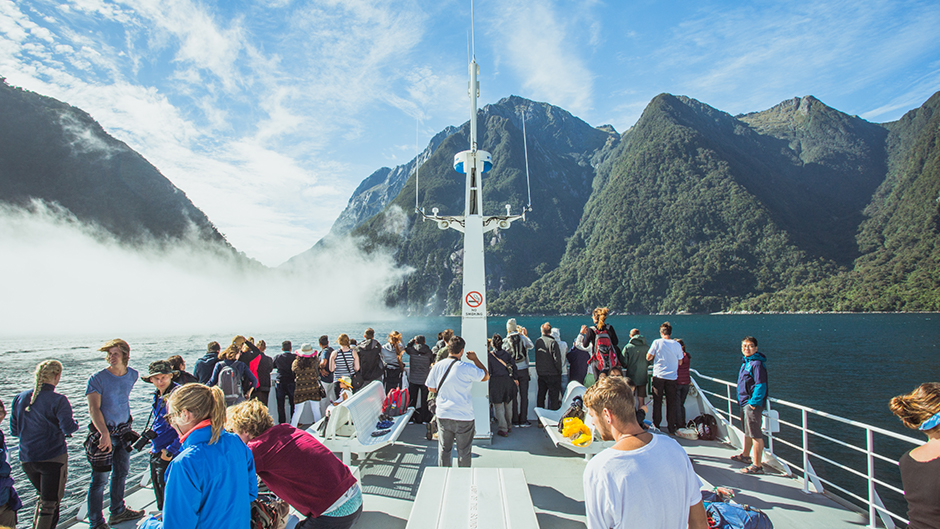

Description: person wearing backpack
[405,335,434,424]
[582,307,621,379]
[357,329,384,388]
[506,319,534,427]
[381,331,406,395]
[646,322,683,434]
[209,337,258,407]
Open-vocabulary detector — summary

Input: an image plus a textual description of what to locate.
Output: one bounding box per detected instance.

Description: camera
[131,429,158,452]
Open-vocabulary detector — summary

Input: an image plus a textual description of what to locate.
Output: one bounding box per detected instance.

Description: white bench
[405,467,539,529]
[535,381,615,460]
[306,381,414,466]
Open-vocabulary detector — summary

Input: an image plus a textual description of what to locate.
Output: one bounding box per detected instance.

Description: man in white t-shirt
[646,321,684,433]
[426,336,489,467]
[582,376,707,529]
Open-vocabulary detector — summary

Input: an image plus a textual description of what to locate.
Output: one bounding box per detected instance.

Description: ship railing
[4,408,154,524]
[689,368,921,529]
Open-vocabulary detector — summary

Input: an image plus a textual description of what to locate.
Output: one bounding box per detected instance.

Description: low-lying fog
[0,202,412,337]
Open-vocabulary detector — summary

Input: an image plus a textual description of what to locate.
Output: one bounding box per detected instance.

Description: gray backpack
[218,364,245,406]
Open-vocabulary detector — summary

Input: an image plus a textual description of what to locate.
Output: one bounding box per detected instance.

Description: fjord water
[1,313,937,519]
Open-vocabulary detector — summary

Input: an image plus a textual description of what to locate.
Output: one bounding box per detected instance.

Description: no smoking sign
[465,291,483,308]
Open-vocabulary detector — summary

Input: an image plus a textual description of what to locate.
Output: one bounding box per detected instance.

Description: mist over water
[0,203,412,337]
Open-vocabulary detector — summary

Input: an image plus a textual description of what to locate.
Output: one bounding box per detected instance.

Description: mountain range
[2,75,937,314]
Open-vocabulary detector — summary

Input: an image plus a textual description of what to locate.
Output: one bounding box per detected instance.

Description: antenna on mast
[470,0,476,60]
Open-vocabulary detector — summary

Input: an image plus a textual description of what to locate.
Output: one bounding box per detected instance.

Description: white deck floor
[59,421,868,529]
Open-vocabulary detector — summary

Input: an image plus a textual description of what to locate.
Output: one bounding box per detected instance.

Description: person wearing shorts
[732,336,768,474]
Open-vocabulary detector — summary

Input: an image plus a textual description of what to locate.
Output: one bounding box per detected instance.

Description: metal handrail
[689,368,921,529]
[8,407,155,522]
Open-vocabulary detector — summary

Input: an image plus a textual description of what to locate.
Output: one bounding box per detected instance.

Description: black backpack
[358,339,384,381]
[691,414,719,441]
[507,334,527,365]
[557,396,586,433]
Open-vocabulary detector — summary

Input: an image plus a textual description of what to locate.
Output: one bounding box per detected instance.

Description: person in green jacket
[622,329,650,407]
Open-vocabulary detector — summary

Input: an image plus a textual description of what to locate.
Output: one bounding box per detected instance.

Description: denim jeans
[87,433,131,527]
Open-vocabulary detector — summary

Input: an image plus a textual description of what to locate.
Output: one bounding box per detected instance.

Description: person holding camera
[11,359,79,529]
[85,338,145,529]
[141,361,182,511]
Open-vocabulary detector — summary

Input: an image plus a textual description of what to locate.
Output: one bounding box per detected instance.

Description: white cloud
[648,0,940,117]
[0,202,409,336]
[488,0,594,116]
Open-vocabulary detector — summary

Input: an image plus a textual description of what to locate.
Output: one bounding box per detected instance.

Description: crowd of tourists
[0,313,936,529]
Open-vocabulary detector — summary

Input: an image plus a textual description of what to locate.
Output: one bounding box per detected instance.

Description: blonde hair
[890,383,940,432]
[593,307,610,329]
[28,360,63,412]
[388,331,402,346]
[338,334,350,347]
[227,399,274,439]
[167,384,227,444]
[584,375,636,425]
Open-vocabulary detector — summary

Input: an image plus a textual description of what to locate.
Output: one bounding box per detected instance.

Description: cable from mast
[522,108,532,212]
[415,118,419,212]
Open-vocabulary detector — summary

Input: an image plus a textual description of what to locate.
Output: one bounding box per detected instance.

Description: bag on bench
[384,387,410,417]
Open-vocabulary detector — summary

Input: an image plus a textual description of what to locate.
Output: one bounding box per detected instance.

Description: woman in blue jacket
[139,384,257,529]
[11,359,80,529]
[141,361,182,511]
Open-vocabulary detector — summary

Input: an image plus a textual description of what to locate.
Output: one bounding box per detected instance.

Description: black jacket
[534,335,563,376]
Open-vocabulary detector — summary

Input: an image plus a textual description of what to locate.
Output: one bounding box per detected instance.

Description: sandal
[730,454,752,464]
[740,464,764,474]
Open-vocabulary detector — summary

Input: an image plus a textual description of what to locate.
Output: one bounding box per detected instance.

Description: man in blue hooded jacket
[733,336,768,474]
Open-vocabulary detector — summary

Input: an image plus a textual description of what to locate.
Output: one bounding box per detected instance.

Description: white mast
[416,6,527,441]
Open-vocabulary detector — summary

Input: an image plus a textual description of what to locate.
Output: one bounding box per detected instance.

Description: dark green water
[1,313,937,522]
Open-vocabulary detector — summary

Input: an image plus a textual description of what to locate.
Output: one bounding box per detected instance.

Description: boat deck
[66,419,868,529]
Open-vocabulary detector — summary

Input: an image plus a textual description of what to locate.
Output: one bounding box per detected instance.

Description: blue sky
[2,0,938,266]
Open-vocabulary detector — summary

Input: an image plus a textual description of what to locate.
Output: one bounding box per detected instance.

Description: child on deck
[326,377,353,417]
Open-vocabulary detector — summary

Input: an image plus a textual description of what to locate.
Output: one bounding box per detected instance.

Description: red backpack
[383,387,410,417]
[591,327,620,372]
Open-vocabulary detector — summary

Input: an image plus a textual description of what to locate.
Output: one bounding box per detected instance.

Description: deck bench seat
[405,468,539,529]
[306,381,413,466]
[535,381,614,459]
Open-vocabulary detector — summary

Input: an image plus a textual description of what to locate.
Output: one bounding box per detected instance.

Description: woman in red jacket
[227,400,362,529]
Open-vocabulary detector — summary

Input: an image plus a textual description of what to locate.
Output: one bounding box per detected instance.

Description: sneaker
[517,420,531,428]
[109,507,145,525]
[91,523,110,529]
[497,430,509,437]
